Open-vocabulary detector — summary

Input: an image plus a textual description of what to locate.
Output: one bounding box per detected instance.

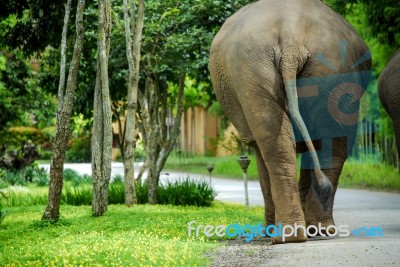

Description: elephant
[209,0,371,243]
[378,49,400,159]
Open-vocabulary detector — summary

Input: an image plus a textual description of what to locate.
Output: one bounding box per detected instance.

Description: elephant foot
[272,235,307,244]
[268,222,308,244]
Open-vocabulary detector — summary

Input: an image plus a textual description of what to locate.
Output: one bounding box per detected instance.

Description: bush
[0,191,6,224]
[81,174,92,184]
[1,170,27,186]
[158,179,216,207]
[108,182,124,204]
[38,149,52,160]
[0,175,216,207]
[33,167,49,186]
[63,168,82,186]
[111,174,124,184]
[0,180,8,189]
[65,136,91,163]
[2,126,47,147]
[63,186,92,206]
[60,178,216,207]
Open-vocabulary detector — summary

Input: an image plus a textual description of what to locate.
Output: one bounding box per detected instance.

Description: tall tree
[92,0,113,216]
[121,0,145,206]
[0,0,68,56]
[326,0,400,47]
[137,0,253,203]
[42,0,85,221]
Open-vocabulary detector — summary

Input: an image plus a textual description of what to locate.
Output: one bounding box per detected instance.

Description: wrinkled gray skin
[209,0,371,243]
[378,49,400,159]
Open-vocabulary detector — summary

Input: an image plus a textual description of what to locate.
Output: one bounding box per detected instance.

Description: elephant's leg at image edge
[298,137,346,235]
[254,146,275,227]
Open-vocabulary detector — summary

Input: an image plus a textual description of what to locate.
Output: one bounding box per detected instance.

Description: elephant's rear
[209,3,258,144]
[378,49,400,157]
[378,49,400,116]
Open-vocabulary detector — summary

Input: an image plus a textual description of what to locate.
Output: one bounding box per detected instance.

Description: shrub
[63,186,92,206]
[2,126,46,147]
[134,142,146,161]
[81,174,92,184]
[108,182,124,204]
[2,170,27,186]
[158,179,216,207]
[111,174,124,184]
[38,149,52,160]
[0,191,7,224]
[24,166,36,182]
[136,182,149,204]
[0,176,216,207]
[33,167,49,186]
[65,136,91,163]
[63,168,82,186]
[0,180,8,189]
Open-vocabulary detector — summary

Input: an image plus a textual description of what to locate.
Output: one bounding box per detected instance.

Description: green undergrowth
[165,154,400,191]
[165,154,259,180]
[0,203,264,266]
[339,161,400,191]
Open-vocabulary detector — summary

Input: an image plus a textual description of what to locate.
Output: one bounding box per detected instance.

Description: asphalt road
[41,163,400,266]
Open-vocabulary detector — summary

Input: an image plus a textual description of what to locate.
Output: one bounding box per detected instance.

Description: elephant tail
[278,46,333,209]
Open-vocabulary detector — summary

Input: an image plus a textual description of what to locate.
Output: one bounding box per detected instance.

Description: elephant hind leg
[279,49,333,208]
[394,120,400,160]
[300,137,346,235]
[209,54,254,145]
[253,146,275,227]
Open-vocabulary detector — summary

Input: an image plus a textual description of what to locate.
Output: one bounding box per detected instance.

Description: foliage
[0,191,6,224]
[158,179,216,207]
[1,169,27,186]
[71,113,92,138]
[326,0,400,47]
[0,165,49,187]
[0,0,78,55]
[65,136,91,163]
[164,154,400,189]
[340,161,400,190]
[63,168,85,186]
[0,50,57,133]
[32,167,49,186]
[168,76,211,110]
[63,185,92,206]
[0,204,265,266]
[2,126,46,147]
[62,169,79,185]
[1,176,217,207]
[165,153,259,180]
[111,174,124,184]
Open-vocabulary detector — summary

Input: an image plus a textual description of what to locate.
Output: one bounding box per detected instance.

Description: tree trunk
[92,0,112,217]
[42,0,85,222]
[122,0,145,206]
[143,72,185,204]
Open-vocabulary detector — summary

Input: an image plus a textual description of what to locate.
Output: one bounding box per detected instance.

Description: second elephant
[378,49,400,159]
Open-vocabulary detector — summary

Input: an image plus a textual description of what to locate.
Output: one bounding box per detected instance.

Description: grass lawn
[165,153,400,191]
[0,203,265,266]
[164,153,260,180]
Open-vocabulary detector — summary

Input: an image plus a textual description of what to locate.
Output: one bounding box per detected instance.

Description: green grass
[165,153,259,180]
[165,153,400,191]
[0,203,264,266]
[339,161,400,191]
[0,179,216,208]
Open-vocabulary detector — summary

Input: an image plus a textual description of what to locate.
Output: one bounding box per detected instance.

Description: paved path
[40,163,400,266]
